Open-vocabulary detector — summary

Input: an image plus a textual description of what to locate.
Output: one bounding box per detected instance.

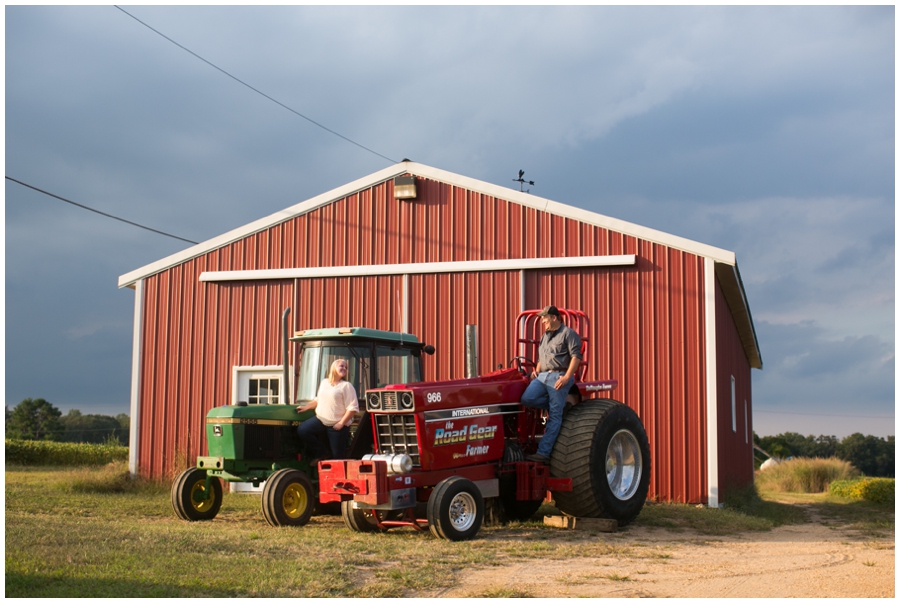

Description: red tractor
[318,309,651,540]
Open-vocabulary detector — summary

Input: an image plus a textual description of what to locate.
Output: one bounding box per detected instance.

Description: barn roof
[118,160,761,368]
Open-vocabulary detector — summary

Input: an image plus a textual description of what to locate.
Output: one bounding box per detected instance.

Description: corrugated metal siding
[136,174,734,504]
[408,271,522,380]
[294,275,405,331]
[139,265,293,478]
[715,279,754,498]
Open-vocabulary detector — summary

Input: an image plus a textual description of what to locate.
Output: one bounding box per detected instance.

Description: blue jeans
[520,371,572,458]
[296,416,350,460]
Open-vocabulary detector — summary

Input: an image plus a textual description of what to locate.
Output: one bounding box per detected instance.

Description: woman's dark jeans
[296,416,350,460]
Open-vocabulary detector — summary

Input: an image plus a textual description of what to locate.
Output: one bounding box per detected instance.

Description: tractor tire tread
[171,467,222,521]
[550,399,650,525]
[262,468,314,528]
[427,476,483,541]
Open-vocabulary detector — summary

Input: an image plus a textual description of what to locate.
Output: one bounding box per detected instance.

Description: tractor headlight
[400,392,414,410]
[367,392,381,411]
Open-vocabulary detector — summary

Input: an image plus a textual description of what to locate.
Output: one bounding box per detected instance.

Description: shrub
[6,439,128,466]
[755,457,859,493]
[830,477,895,505]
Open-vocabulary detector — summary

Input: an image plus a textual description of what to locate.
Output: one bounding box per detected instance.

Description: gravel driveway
[429,506,894,598]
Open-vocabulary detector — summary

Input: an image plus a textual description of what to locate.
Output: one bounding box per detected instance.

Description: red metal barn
[119,161,761,506]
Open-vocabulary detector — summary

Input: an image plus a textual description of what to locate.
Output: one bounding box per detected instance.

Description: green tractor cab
[171,325,434,526]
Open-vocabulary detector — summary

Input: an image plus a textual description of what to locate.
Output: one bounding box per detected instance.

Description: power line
[114,6,398,165]
[5,176,199,245]
[755,408,894,420]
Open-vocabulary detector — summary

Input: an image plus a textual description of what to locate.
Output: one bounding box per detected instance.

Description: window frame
[232,365,287,406]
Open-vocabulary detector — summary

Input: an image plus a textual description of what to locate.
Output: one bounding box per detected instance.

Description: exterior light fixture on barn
[118,161,761,506]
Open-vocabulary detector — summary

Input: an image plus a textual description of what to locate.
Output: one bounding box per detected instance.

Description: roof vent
[393,175,417,201]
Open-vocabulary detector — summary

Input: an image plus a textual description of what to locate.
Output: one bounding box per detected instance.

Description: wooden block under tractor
[543,516,617,532]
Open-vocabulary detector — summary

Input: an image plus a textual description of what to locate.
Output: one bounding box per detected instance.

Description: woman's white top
[315,380,359,426]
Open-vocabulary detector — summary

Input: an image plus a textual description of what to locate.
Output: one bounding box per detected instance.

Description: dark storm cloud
[758,320,893,381]
[5,6,894,437]
[752,320,894,437]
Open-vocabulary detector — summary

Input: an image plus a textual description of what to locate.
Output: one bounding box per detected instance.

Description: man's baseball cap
[537,305,561,317]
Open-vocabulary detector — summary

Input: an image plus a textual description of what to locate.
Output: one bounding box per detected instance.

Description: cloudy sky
[6,5,894,438]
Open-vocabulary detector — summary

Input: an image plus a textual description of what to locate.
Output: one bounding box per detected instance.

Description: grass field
[6,465,894,597]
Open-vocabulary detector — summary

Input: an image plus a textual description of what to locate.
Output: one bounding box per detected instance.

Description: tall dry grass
[755,457,859,493]
[59,461,167,494]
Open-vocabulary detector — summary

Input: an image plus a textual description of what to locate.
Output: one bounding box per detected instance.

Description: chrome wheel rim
[606,429,642,500]
[448,491,477,532]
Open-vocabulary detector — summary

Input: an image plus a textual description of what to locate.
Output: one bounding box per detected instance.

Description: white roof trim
[199,255,637,282]
[118,160,734,289]
[117,163,408,289]
[407,163,736,265]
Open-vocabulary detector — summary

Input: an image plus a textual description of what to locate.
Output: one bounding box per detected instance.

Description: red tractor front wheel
[427,476,484,541]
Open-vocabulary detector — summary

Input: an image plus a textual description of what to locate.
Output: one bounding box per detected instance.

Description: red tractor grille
[381,392,398,411]
[374,414,420,467]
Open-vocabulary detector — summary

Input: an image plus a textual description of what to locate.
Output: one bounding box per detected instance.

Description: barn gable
[118,161,759,370]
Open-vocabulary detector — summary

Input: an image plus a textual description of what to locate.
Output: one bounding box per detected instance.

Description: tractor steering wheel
[509,356,536,376]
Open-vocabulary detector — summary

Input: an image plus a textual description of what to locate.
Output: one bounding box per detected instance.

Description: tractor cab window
[375,345,421,388]
[295,344,370,403]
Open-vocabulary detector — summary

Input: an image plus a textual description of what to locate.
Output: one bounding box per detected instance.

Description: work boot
[526,453,549,464]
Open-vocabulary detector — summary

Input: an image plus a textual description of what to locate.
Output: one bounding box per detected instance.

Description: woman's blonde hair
[327,359,348,385]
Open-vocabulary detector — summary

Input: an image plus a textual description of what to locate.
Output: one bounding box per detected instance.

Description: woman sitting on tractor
[296,358,359,460]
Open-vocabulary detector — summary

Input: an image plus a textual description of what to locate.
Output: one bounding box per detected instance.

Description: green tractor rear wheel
[261,469,315,527]
[171,468,223,521]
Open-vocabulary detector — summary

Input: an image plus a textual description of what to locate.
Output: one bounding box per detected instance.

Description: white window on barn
[249,376,279,405]
[731,375,737,433]
[233,367,286,406]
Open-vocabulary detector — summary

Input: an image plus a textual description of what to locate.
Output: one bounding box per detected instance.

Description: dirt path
[429,510,894,598]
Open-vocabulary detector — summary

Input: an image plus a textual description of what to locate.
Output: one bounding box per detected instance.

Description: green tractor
[170,323,434,526]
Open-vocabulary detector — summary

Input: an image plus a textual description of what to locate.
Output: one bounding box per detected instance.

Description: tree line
[6,399,894,477]
[6,398,129,446]
[754,431,894,478]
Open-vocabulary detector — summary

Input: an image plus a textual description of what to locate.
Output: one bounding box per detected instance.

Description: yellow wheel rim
[282,483,309,519]
[190,481,216,513]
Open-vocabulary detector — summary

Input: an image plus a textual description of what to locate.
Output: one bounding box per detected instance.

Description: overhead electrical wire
[114,5,398,164]
[5,176,199,245]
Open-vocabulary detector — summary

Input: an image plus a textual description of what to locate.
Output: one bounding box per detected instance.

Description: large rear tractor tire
[550,399,650,525]
[261,469,315,527]
[498,440,543,522]
[171,468,223,521]
[427,476,484,541]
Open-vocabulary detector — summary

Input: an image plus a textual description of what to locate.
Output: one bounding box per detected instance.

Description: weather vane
[513,169,535,193]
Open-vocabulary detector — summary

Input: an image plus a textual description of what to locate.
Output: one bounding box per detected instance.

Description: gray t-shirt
[538,324,583,372]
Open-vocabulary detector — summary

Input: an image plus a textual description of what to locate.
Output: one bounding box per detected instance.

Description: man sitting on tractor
[520,305,582,464]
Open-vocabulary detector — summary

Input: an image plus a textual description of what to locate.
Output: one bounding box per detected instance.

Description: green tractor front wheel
[172,468,223,521]
[261,469,315,527]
